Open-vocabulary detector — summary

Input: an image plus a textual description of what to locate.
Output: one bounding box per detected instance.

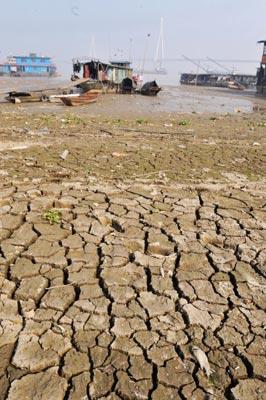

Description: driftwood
[116,127,192,136]
[99,129,113,136]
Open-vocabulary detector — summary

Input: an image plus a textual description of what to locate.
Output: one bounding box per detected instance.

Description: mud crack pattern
[0,181,265,399]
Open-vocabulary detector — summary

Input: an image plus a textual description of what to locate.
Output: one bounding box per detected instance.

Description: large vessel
[72,58,133,92]
[0,53,57,77]
[256,40,266,96]
[180,72,256,89]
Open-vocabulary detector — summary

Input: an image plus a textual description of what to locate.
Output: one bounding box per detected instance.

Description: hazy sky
[1,0,265,78]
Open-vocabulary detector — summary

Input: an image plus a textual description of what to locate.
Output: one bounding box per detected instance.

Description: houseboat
[0,53,57,77]
[72,58,133,92]
[256,40,266,96]
[180,72,256,89]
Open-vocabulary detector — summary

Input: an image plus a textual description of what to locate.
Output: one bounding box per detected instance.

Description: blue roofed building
[0,53,57,76]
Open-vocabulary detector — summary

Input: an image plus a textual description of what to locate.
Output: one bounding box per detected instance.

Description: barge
[0,53,57,77]
[256,40,266,96]
[180,72,256,89]
[72,59,133,92]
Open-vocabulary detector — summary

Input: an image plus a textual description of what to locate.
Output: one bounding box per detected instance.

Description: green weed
[136,119,148,125]
[178,119,191,126]
[43,209,62,224]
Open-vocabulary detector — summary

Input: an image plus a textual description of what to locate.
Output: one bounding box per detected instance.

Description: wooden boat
[137,80,161,96]
[5,77,94,104]
[72,59,133,94]
[120,77,136,94]
[227,81,245,91]
[60,90,100,106]
[6,91,48,103]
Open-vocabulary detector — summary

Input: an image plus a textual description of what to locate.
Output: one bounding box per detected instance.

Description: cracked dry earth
[0,180,266,400]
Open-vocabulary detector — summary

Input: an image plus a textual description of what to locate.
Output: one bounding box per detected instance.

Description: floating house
[72,58,133,91]
[256,40,266,95]
[0,53,57,77]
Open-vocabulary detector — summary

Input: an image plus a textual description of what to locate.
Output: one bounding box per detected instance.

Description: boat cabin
[256,40,266,95]
[0,53,56,77]
[72,58,133,85]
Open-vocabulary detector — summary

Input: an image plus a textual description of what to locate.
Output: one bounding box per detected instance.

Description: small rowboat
[60,90,100,106]
[136,80,161,96]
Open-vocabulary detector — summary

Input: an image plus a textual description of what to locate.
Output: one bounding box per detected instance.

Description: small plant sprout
[178,119,191,126]
[43,209,62,224]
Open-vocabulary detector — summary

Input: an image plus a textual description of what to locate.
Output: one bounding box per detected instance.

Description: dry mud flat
[0,111,266,399]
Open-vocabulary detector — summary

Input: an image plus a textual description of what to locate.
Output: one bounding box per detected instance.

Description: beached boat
[119,77,137,94]
[256,40,266,96]
[60,91,99,106]
[180,72,255,89]
[137,81,161,96]
[72,59,133,93]
[6,88,63,103]
[5,77,93,104]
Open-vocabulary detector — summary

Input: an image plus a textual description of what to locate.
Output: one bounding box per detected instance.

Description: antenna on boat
[129,38,133,63]
[141,33,151,75]
[90,35,97,59]
[182,55,210,73]
[206,57,234,74]
[182,55,211,86]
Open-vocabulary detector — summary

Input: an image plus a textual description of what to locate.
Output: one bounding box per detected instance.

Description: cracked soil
[0,110,265,399]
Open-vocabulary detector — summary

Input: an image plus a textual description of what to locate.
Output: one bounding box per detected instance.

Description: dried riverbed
[0,105,266,399]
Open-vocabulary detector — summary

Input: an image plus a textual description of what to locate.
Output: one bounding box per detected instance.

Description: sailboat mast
[155,17,166,73]
[155,17,163,68]
[160,17,164,69]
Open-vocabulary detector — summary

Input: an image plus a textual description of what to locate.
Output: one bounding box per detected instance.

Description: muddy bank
[0,111,265,186]
[1,76,266,116]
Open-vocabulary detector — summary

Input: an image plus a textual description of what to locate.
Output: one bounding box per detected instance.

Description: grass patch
[136,119,148,125]
[178,119,191,126]
[43,209,62,224]
[62,113,85,125]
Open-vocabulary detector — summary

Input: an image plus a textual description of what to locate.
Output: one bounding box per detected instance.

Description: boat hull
[60,91,99,106]
[137,81,161,96]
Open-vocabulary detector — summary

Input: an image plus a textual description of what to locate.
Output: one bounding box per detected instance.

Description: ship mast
[155,17,165,72]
